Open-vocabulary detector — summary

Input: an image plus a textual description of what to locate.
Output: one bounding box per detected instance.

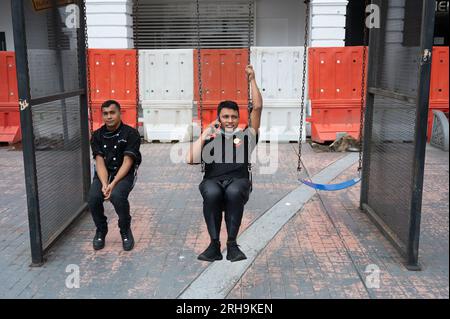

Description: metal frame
[408,0,436,269]
[360,0,435,270]
[78,0,91,204]
[11,0,90,266]
[11,0,43,266]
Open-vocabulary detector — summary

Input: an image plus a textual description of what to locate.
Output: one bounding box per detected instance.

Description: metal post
[360,2,378,210]
[406,0,436,271]
[11,0,44,266]
[78,0,91,202]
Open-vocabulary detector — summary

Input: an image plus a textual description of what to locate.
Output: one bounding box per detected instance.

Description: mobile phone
[213,116,221,129]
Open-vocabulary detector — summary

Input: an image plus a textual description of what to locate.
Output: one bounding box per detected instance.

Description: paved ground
[0,142,448,299]
[229,146,449,299]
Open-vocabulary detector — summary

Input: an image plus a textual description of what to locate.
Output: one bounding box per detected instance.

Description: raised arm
[246,65,263,133]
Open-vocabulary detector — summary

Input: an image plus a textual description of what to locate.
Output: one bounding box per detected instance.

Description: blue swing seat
[300,177,361,191]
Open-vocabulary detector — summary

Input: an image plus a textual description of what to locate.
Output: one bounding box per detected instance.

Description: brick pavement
[228,146,449,299]
[0,142,447,299]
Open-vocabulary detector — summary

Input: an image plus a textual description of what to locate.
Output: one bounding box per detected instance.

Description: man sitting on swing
[88,100,141,251]
[187,65,263,262]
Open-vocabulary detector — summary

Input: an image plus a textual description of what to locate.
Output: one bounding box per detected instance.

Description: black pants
[199,177,251,242]
[88,172,135,232]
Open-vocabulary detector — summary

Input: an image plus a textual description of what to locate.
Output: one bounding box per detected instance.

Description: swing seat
[300,177,361,191]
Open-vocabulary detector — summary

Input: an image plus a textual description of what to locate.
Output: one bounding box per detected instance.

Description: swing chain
[358,0,369,173]
[247,0,253,127]
[196,0,205,172]
[247,0,253,174]
[297,0,310,172]
[134,0,140,130]
[83,0,93,135]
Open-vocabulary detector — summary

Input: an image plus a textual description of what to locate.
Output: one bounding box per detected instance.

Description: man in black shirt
[89,100,142,251]
[187,65,263,262]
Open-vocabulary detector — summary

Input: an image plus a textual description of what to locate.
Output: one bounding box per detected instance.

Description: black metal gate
[361,0,435,270]
[11,0,90,266]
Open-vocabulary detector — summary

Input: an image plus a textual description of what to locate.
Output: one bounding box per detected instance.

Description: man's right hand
[201,119,221,140]
[102,184,109,198]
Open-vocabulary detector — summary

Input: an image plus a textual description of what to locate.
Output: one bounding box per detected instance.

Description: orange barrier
[308,46,449,143]
[308,46,367,101]
[307,46,367,143]
[194,49,249,128]
[308,100,361,143]
[428,47,449,140]
[88,49,138,129]
[0,109,22,144]
[0,52,20,143]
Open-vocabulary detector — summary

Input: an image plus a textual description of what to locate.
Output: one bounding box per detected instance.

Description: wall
[310,0,348,47]
[1,0,349,50]
[0,0,14,51]
[254,0,348,47]
[86,0,134,48]
[255,0,306,46]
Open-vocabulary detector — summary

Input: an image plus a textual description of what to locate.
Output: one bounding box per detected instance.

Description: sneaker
[93,229,107,250]
[226,241,247,262]
[120,228,135,251]
[197,240,223,262]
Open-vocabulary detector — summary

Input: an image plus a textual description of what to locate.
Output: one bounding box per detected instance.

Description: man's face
[218,108,239,133]
[102,104,121,129]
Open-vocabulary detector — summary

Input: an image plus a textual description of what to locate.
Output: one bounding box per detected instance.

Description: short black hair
[101,99,121,110]
[217,100,239,117]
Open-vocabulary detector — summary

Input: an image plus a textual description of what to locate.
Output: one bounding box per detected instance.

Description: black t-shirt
[202,127,258,181]
[90,122,142,175]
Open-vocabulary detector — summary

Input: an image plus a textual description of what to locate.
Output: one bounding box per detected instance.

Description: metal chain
[196,0,205,172]
[358,0,369,172]
[77,0,83,121]
[297,0,310,172]
[247,0,252,128]
[83,0,93,135]
[247,0,252,174]
[134,0,140,130]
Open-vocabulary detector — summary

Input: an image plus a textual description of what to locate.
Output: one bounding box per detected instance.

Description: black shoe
[93,229,107,250]
[120,228,135,251]
[226,241,247,262]
[198,240,223,262]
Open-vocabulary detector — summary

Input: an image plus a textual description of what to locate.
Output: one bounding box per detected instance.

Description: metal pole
[78,0,91,203]
[360,1,377,210]
[407,0,436,271]
[11,0,44,266]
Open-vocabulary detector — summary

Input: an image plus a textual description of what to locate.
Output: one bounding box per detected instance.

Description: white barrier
[251,47,307,142]
[139,49,193,101]
[139,49,194,142]
[142,101,193,142]
[258,99,308,142]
